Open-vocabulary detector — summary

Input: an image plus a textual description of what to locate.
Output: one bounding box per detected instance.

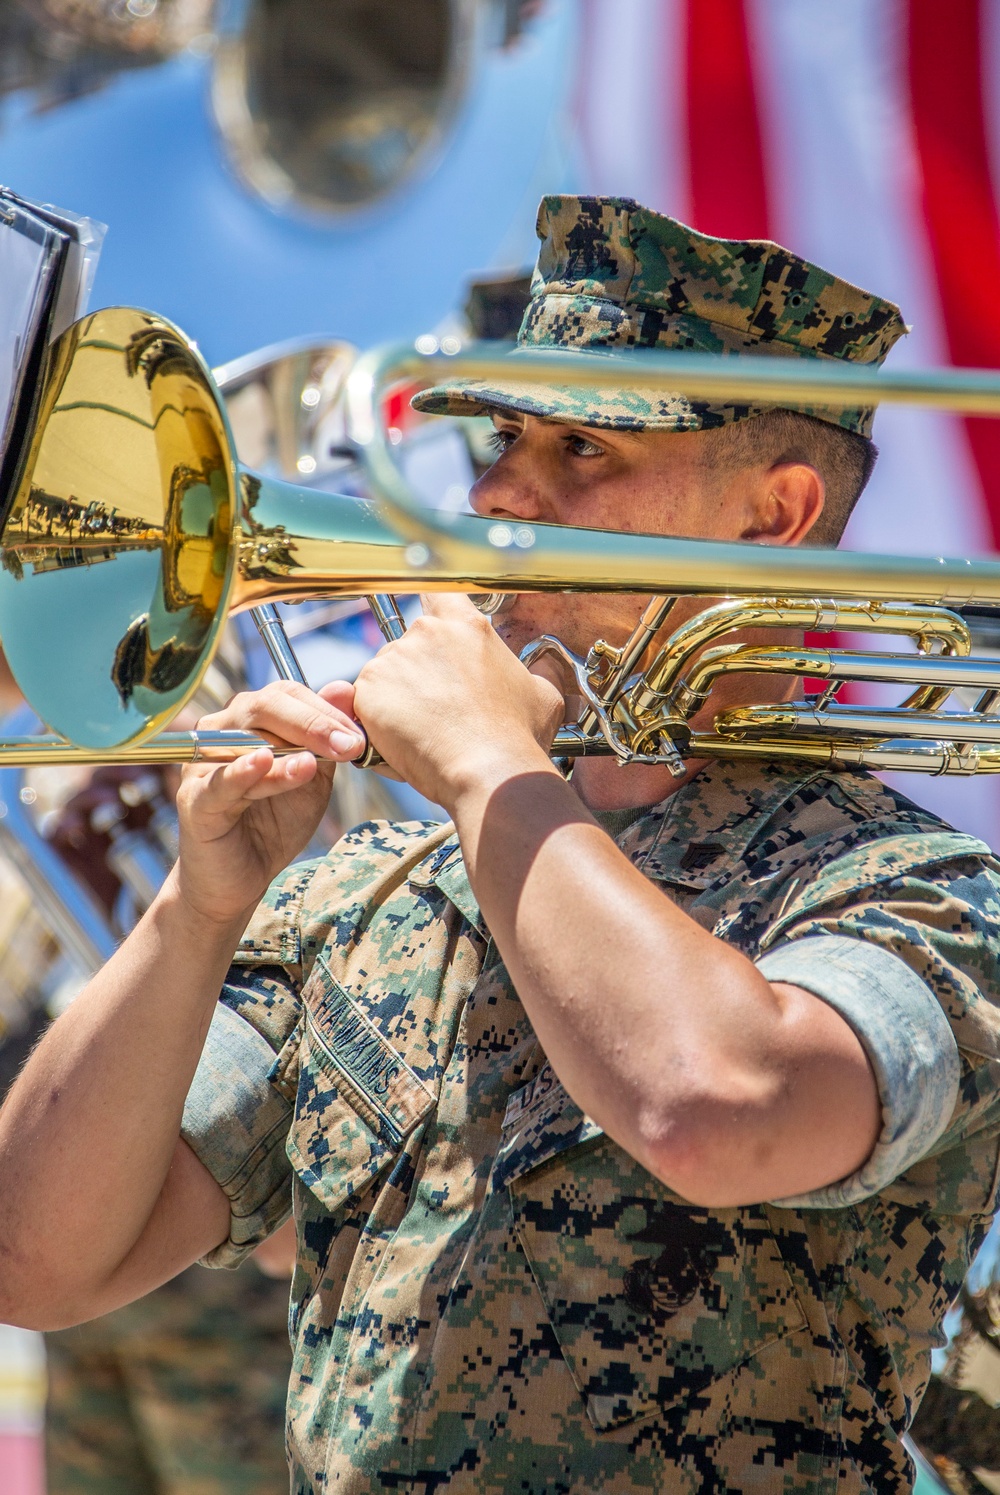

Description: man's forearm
[0,874,247,1321]
[0,682,370,1325]
[448,743,880,1205]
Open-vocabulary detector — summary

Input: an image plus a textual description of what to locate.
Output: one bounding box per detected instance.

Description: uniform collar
[408,828,486,935]
[614,759,828,889]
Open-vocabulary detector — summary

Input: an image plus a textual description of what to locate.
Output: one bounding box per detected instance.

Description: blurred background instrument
[0,0,575,357]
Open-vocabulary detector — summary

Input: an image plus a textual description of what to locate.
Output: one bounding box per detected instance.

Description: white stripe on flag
[748,0,989,559]
[750,0,999,841]
[574,0,688,221]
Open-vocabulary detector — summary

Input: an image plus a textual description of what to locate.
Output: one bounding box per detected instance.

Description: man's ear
[741,461,825,546]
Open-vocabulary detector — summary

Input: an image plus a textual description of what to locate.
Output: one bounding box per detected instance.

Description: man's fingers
[189,748,327,817]
[525,651,573,700]
[199,680,365,759]
[238,751,335,801]
[418,592,483,621]
[316,679,358,715]
[187,747,280,813]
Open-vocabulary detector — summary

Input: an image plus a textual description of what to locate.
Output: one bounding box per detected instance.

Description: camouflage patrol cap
[413,195,908,437]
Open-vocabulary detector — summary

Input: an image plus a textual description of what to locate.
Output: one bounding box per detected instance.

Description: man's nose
[469,455,547,522]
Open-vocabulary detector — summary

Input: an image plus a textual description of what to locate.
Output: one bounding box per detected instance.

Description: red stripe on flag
[683,0,844,689]
[908,0,1000,548]
[684,0,770,240]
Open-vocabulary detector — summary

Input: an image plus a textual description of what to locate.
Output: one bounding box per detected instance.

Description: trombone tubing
[354,342,1000,416]
[632,596,971,711]
[687,733,1000,776]
[342,341,1000,606]
[715,703,1000,746]
[678,645,1000,708]
[0,732,299,766]
[0,729,620,767]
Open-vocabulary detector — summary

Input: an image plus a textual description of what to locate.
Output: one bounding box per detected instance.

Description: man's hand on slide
[172,680,364,927]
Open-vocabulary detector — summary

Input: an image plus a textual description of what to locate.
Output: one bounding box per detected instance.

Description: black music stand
[0,187,106,521]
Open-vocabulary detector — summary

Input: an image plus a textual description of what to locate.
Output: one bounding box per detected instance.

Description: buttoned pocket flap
[495,1064,603,1188]
[287,957,435,1212]
[499,1069,807,1433]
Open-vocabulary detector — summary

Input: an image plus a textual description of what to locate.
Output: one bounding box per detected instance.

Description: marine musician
[3,197,1000,1494]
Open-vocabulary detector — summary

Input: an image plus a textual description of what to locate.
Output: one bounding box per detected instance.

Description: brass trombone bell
[7,306,1000,764]
[0,306,507,751]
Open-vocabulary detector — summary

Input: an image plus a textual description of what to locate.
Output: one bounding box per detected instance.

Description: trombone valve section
[539,595,1000,778]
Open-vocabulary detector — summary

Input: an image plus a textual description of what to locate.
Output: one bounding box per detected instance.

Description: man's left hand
[351,594,564,808]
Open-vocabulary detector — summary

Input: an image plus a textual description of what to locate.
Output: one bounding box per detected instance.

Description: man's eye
[488,428,517,455]
[567,434,604,457]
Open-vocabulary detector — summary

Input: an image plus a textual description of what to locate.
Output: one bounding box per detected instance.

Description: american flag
[573,0,1000,847]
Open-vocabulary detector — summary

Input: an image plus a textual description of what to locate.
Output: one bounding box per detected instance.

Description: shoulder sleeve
[756,934,959,1208]
[181,858,317,1267]
[757,830,1000,1214]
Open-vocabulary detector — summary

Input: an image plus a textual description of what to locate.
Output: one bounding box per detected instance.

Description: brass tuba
[5,304,1000,776]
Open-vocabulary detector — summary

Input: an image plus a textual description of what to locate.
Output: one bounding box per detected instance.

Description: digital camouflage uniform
[43,1261,292,1495]
[183,760,1000,1494]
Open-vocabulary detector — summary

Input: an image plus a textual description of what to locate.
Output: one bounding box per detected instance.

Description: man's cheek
[495,621,535,654]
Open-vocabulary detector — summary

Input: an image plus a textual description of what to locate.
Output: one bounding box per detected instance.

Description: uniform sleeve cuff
[756,934,960,1209]
[181,998,294,1267]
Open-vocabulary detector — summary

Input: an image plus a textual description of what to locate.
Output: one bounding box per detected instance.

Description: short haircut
[703,410,879,545]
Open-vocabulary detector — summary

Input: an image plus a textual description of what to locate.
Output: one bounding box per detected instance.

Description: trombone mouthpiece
[471,592,515,617]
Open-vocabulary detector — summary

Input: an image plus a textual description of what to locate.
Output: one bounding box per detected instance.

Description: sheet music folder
[0,188,106,522]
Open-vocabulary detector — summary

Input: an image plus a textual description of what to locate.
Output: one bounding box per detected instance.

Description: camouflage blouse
[182,760,1000,1494]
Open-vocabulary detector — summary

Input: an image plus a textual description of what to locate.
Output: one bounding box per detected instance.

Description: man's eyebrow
[590,424,644,443]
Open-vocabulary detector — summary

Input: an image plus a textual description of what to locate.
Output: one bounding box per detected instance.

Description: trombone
[5,303,1000,776]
